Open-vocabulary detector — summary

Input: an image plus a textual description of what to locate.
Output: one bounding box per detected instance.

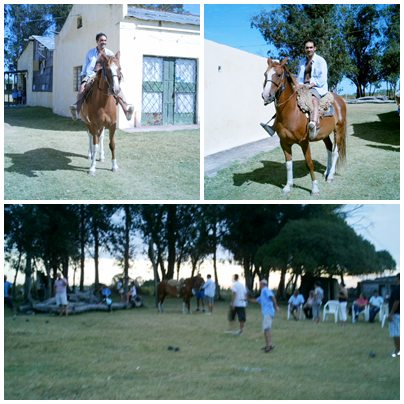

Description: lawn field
[205,103,400,200]
[4,107,200,200]
[4,297,400,400]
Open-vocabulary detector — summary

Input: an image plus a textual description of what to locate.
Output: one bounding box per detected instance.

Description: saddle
[297,87,335,118]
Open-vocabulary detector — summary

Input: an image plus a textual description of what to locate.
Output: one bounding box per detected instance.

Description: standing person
[368,290,384,323]
[297,39,329,140]
[54,273,68,316]
[312,281,324,323]
[4,276,14,311]
[230,274,248,335]
[253,279,279,353]
[388,274,400,357]
[69,32,134,121]
[338,282,348,323]
[202,274,216,314]
[127,282,137,304]
[303,290,314,319]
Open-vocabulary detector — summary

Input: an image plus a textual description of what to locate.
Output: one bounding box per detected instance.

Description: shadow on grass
[233,159,327,191]
[4,106,85,132]
[5,148,88,177]
[351,111,400,146]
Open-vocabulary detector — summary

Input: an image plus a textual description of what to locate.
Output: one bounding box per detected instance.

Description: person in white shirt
[297,39,329,140]
[368,290,384,323]
[202,274,216,314]
[230,274,248,335]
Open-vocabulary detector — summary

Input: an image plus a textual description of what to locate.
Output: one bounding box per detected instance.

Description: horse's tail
[335,96,347,167]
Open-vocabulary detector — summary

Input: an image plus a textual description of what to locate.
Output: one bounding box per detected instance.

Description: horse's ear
[267,58,272,66]
[115,51,120,60]
[280,57,289,66]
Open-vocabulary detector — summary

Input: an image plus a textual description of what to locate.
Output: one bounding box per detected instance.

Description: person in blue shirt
[252,279,279,353]
[288,289,305,320]
[70,32,134,121]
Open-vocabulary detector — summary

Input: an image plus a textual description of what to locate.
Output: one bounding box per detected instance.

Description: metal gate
[142,56,197,126]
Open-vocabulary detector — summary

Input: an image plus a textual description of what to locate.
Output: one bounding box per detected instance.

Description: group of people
[194,274,217,314]
[11,86,25,105]
[227,274,400,358]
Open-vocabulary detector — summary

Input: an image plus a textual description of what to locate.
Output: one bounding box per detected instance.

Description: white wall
[204,40,275,156]
[17,41,53,108]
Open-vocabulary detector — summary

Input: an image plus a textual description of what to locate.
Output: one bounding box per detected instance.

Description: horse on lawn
[80,51,122,175]
[262,58,347,195]
[157,276,204,314]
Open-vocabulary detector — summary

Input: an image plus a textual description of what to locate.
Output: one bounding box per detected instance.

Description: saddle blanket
[297,87,335,117]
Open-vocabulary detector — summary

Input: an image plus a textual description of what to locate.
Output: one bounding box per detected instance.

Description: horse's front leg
[281,141,294,194]
[89,134,98,176]
[301,141,319,195]
[87,132,92,160]
[109,124,118,172]
[99,128,105,162]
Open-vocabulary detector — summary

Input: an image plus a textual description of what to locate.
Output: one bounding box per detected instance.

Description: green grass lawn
[4,107,200,200]
[204,104,400,200]
[4,297,399,400]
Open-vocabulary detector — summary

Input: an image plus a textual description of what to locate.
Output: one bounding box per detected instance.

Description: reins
[273,70,298,108]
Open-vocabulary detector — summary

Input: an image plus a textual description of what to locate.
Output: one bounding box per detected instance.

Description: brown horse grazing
[80,51,122,175]
[262,58,347,195]
[157,276,204,314]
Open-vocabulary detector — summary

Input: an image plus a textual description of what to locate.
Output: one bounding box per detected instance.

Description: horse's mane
[283,64,299,90]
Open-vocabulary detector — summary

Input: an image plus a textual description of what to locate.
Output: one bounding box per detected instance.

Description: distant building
[358,276,397,299]
[16,5,200,130]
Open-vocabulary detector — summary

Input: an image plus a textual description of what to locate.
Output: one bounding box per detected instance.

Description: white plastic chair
[323,300,340,323]
[287,303,304,320]
[380,303,389,328]
[352,304,369,323]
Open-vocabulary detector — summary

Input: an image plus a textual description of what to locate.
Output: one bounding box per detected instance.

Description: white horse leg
[325,145,339,183]
[311,180,319,195]
[111,159,119,172]
[182,302,186,314]
[99,128,105,162]
[283,160,294,194]
[89,143,98,175]
[87,132,92,160]
[157,302,163,313]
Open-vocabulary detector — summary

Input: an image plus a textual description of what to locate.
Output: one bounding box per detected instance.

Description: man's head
[57,272,62,279]
[4,275,7,282]
[293,289,299,296]
[233,274,239,282]
[260,279,268,289]
[304,40,317,58]
[96,33,107,51]
[207,274,211,279]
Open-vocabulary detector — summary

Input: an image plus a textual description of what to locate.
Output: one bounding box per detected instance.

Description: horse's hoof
[111,166,119,172]
[327,178,334,184]
[311,191,320,196]
[89,169,96,176]
[99,157,105,163]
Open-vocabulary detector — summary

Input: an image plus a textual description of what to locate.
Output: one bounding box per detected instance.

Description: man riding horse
[263,39,328,141]
[297,39,328,140]
[70,32,134,121]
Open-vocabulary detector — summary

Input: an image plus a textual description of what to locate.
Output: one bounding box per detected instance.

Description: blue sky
[204,4,359,94]
[345,205,400,269]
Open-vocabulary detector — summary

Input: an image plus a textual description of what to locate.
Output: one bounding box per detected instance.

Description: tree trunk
[243,258,253,292]
[23,252,33,304]
[94,227,100,289]
[212,240,221,300]
[166,205,176,280]
[123,206,131,295]
[277,268,287,300]
[79,205,85,292]
[148,240,160,307]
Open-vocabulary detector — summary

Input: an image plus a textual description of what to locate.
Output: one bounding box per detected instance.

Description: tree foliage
[250,4,400,96]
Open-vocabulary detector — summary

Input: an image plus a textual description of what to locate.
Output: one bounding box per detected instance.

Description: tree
[4,4,71,70]
[251,5,350,90]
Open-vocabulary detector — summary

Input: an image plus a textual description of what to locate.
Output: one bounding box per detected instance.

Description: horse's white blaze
[110,63,120,94]
[262,67,277,102]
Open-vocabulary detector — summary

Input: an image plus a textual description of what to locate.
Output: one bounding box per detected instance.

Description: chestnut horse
[157,276,204,314]
[262,58,347,195]
[80,51,122,175]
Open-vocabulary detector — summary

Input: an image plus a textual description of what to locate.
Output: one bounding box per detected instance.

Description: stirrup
[260,122,276,136]
[126,105,134,121]
[70,105,78,121]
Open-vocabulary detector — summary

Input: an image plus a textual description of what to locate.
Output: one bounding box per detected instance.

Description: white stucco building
[204,40,275,156]
[19,5,200,130]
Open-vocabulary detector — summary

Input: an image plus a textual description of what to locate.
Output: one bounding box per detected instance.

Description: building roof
[127,6,199,26]
[30,35,55,50]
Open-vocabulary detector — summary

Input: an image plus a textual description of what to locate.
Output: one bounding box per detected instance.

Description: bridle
[99,58,122,96]
[264,68,296,107]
